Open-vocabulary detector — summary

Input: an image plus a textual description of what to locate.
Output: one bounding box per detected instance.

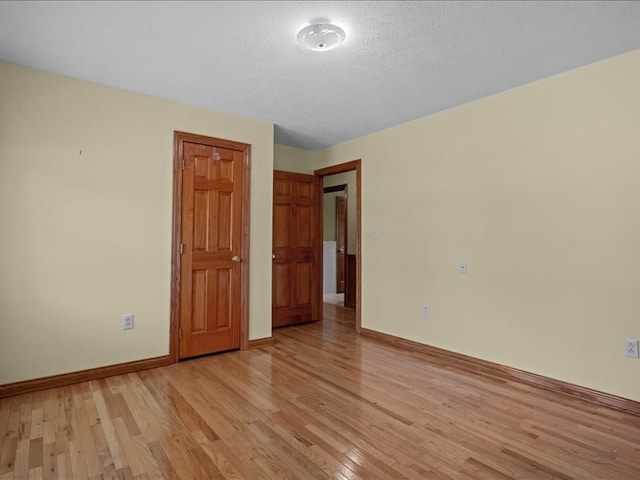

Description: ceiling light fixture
[297,22,346,52]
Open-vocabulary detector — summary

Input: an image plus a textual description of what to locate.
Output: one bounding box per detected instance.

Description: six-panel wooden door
[272,170,321,327]
[179,138,246,358]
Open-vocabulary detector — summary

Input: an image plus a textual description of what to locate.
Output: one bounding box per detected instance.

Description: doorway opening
[322,183,348,307]
[315,160,361,333]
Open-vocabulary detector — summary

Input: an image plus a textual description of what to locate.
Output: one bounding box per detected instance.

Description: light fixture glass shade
[297,23,346,51]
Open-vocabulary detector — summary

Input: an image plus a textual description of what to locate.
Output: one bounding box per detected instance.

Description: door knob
[272,254,276,259]
[232,255,242,262]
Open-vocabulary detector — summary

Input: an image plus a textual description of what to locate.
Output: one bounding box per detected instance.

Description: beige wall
[273,144,317,174]
[313,50,640,401]
[0,63,274,384]
[4,49,640,402]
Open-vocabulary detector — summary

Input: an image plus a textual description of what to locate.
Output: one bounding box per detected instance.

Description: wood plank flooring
[1,303,639,479]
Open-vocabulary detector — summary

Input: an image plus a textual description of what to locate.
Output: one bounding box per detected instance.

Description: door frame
[315,159,362,333]
[169,131,251,362]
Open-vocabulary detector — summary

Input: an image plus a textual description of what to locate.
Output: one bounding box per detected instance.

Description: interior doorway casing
[315,159,362,333]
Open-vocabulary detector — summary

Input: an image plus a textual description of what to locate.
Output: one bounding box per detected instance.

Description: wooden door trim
[170,131,251,362]
[314,159,362,333]
[323,184,347,194]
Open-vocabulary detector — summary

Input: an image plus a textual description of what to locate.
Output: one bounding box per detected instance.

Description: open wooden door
[272,170,321,327]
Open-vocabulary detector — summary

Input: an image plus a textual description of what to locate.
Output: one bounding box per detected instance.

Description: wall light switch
[458,260,468,274]
[122,313,134,330]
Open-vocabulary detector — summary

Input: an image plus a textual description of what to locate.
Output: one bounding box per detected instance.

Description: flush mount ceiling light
[297,22,346,51]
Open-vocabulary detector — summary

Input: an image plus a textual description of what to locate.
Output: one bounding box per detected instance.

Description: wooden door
[178,135,247,358]
[335,195,347,293]
[272,170,321,327]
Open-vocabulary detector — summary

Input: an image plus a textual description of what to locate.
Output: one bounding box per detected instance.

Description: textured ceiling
[1,1,640,150]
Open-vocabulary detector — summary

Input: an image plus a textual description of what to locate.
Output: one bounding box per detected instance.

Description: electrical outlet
[122,313,134,330]
[624,339,639,358]
[422,304,431,318]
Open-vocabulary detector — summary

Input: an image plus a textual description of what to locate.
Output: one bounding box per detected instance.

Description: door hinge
[180,243,184,254]
[179,328,182,339]
[181,158,185,170]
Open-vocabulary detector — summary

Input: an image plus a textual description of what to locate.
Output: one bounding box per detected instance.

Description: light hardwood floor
[1,304,639,479]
